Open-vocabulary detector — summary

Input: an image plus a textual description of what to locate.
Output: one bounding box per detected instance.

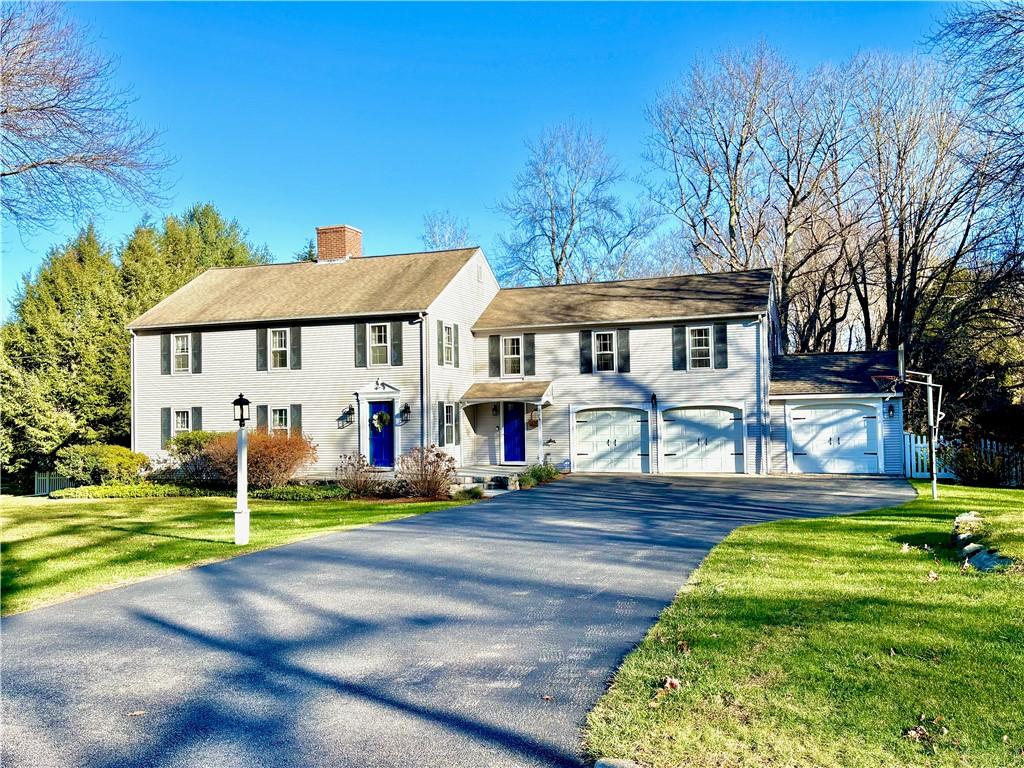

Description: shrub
[337,453,382,497]
[165,430,221,485]
[250,484,350,502]
[205,430,317,489]
[55,444,150,486]
[523,463,560,485]
[396,445,456,499]
[50,482,231,499]
[518,473,537,489]
[940,441,1019,487]
[453,485,484,500]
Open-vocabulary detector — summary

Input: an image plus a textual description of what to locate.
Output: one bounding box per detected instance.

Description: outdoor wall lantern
[338,404,355,428]
[232,393,251,426]
[399,402,412,425]
[887,403,896,419]
[491,403,499,416]
[650,392,658,410]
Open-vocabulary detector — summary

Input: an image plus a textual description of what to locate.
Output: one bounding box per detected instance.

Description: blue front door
[368,401,395,467]
[502,402,526,463]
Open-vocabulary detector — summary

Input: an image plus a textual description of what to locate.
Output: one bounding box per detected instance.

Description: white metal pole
[925,374,938,500]
[235,426,250,545]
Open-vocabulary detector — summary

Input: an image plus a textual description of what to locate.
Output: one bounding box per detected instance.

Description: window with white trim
[444,403,455,444]
[443,323,454,366]
[688,326,712,369]
[173,409,190,436]
[270,328,289,369]
[594,331,616,372]
[502,336,522,376]
[370,323,389,366]
[271,407,289,435]
[173,334,190,373]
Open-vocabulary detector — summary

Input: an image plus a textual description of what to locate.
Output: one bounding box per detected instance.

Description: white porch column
[537,403,544,464]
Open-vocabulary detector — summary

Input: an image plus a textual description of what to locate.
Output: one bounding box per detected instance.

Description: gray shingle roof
[128,248,479,330]
[473,269,772,331]
[771,351,901,396]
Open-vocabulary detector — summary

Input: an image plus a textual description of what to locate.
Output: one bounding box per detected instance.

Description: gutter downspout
[130,329,136,453]
[412,312,428,448]
[758,313,770,474]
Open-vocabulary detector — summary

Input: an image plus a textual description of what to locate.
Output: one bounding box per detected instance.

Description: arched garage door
[574,408,650,473]
[661,406,744,473]
[790,403,879,474]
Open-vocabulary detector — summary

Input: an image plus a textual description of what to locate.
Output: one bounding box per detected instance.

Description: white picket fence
[33,471,75,496]
[904,433,1022,485]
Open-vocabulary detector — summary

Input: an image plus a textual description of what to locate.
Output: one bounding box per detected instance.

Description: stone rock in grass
[595,760,643,768]
[951,511,989,548]
[958,542,985,558]
[967,549,1013,572]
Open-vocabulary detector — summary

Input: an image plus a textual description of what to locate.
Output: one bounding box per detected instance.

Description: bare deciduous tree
[0,3,167,229]
[420,210,474,250]
[497,120,656,285]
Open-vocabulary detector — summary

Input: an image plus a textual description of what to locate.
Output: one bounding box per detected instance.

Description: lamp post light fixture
[232,393,251,545]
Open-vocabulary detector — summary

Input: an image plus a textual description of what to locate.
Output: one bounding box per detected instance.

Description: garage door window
[688,327,712,369]
[594,331,616,372]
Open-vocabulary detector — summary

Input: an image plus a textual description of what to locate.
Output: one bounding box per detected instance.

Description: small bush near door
[396,445,456,499]
[519,463,561,489]
[54,444,150,486]
[337,453,382,497]
[165,430,220,485]
[205,431,317,489]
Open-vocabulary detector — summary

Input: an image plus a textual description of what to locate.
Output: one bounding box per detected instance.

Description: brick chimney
[315,225,363,262]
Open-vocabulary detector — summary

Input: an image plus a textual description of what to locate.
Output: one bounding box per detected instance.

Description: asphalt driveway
[1,474,914,768]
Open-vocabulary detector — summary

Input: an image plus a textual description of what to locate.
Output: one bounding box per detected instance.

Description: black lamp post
[233,393,251,427]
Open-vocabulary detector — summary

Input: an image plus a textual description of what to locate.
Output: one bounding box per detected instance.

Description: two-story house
[128,224,904,478]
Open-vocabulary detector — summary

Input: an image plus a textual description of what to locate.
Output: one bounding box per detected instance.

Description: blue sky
[1,1,944,315]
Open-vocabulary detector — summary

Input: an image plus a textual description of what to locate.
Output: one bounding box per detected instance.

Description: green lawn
[0,494,465,615]
[585,482,1024,768]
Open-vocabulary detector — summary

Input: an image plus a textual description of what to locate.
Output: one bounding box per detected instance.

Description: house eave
[472,310,765,333]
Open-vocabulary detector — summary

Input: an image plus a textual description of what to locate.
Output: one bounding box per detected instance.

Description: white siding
[882,397,904,475]
[470,318,768,473]
[769,403,789,473]
[427,250,500,462]
[133,320,424,479]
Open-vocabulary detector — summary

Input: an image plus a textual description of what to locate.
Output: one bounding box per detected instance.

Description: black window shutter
[617,329,630,373]
[354,323,367,368]
[161,333,171,375]
[290,404,302,437]
[437,401,446,446]
[257,404,269,432]
[160,407,171,448]
[437,319,444,364]
[672,326,687,371]
[290,326,301,369]
[190,332,202,373]
[454,406,461,445]
[579,331,593,374]
[390,321,403,366]
[714,322,728,369]
[488,335,500,377]
[191,407,203,431]
[256,328,268,371]
[453,324,460,368]
[524,333,536,376]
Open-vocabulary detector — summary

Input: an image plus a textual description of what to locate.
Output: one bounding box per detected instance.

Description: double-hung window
[271,407,289,435]
[502,336,522,377]
[173,409,190,436]
[688,326,712,369]
[173,334,190,373]
[370,323,389,366]
[594,331,616,372]
[444,404,455,444]
[443,324,454,366]
[270,329,289,370]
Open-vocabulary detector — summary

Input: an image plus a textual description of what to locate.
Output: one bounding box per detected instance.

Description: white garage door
[790,404,879,474]
[661,407,744,473]
[574,408,650,473]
